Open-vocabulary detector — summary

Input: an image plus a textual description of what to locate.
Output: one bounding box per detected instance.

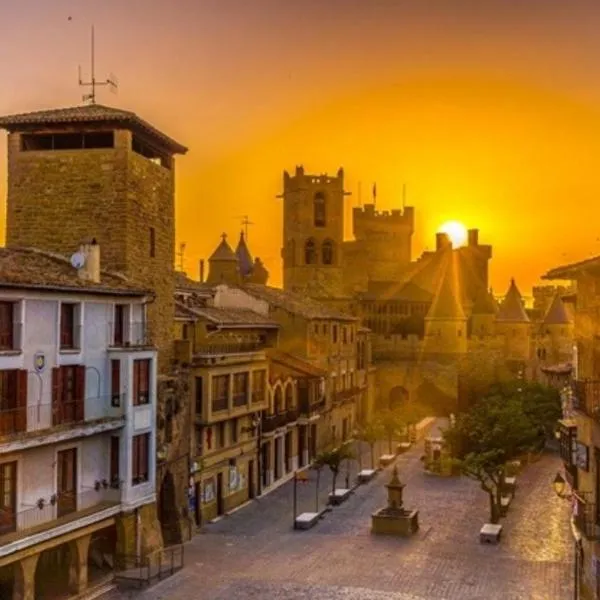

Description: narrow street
[115,428,574,600]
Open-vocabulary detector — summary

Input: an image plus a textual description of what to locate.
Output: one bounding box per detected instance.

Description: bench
[357,469,377,483]
[294,512,320,530]
[480,523,502,544]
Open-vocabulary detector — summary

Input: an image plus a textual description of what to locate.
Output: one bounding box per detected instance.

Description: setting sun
[439,220,468,247]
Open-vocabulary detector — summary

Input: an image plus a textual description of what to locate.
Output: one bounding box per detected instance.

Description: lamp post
[552,471,578,600]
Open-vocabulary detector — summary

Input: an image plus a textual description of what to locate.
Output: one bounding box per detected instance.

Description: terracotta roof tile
[0,247,150,296]
[0,104,187,154]
[496,279,530,323]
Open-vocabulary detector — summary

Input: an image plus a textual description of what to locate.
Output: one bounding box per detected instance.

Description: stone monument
[371,465,419,536]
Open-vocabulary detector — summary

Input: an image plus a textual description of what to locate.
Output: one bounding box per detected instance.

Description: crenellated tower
[280,165,346,297]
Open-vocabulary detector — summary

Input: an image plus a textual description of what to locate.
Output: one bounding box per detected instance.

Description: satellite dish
[70,252,86,269]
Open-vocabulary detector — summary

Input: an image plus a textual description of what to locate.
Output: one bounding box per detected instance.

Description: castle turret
[235,232,253,278]
[207,233,240,285]
[280,166,346,297]
[495,279,531,361]
[424,257,467,355]
[470,288,498,338]
[540,294,574,364]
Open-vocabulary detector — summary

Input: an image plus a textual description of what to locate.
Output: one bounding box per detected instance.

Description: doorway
[57,448,77,517]
[194,482,202,527]
[216,473,224,516]
[298,426,306,467]
[248,460,255,499]
[274,437,281,481]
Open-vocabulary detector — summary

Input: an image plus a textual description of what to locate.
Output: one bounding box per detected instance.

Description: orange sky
[1,0,600,297]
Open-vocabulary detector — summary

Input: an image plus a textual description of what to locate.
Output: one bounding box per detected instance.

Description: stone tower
[207,233,241,285]
[495,279,531,363]
[424,254,468,355]
[0,104,187,370]
[540,294,574,364]
[280,165,346,297]
[470,288,498,338]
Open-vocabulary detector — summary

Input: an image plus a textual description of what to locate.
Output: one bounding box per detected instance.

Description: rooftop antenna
[177,242,186,272]
[235,215,255,239]
[357,181,362,207]
[402,184,407,210]
[372,182,377,207]
[78,25,118,104]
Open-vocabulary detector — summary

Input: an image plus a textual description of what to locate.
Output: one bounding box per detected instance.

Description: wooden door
[57,448,77,517]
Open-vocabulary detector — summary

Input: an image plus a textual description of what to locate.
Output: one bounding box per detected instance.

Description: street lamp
[552,472,572,500]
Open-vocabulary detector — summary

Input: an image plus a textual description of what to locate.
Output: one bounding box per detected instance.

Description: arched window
[314,192,326,227]
[284,383,293,410]
[274,387,283,414]
[322,239,334,265]
[305,239,317,265]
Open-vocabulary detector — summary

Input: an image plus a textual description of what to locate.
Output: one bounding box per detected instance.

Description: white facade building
[0,245,158,599]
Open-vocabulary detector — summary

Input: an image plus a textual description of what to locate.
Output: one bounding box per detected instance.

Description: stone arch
[158,470,182,547]
[35,541,73,598]
[304,238,317,265]
[314,192,326,227]
[284,380,294,410]
[321,239,335,265]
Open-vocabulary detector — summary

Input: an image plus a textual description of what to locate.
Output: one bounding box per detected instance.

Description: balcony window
[110,437,120,489]
[0,370,27,435]
[195,377,203,417]
[111,360,121,407]
[132,433,150,485]
[251,370,266,403]
[133,359,151,406]
[211,375,229,412]
[52,366,85,425]
[0,302,14,350]
[60,303,80,350]
[0,461,16,535]
[113,304,126,346]
[233,373,248,407]
[332,325,338,344]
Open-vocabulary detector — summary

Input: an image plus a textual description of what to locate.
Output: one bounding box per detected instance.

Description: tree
[378,408,408,454]
[443,393,540,523]
[314,442,355,493]
[356,421,383,469]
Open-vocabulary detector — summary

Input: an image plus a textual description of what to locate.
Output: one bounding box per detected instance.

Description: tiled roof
[0,104,187,154]
[544,255,600,280]
[209,235,238,262]
[174,271,214,295]
[242,284,357,321]
[496,279,530,323]
[267,349,328,378]
[175,301,278,328]
[0,247,150,296]
[543,295,572,326]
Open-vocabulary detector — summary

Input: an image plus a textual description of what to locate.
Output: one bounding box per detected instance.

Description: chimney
[199,259,205,283]
[435,232,452,252]
[468,229,479,247]
[77,238,101,284]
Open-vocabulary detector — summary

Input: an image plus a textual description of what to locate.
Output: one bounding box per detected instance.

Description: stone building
[544,256,600,600]
[0,104,191,549]
[0,243,158,600]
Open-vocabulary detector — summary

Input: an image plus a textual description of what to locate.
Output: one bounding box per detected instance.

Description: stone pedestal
[371,465,419,537]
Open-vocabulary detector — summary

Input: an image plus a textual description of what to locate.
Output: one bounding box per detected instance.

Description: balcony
[573,380,600,420]
[573,491,599,540]
[0,394,126,450]
[262,409,298,434]
[0,486,121,547]
[109,321,150,348]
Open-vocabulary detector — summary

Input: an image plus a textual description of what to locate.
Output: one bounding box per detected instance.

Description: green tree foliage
[314,442,355,493]
[443,382,557,523]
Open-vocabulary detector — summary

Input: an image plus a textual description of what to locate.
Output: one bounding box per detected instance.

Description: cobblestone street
[116,428,574,600]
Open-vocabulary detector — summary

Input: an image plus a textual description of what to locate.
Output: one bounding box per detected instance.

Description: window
[314,192,326,227]
[231,419,238,444]
[342,327,348,344]
[0,302,14,350]
[111,360,121,407]
[322,240,334,265]
[60,303,79,350]
[195,377,203,417]
[251,370,266,403]
[132,433,150,485]
[52,365,85,425]
[110,437,120,488]
[217,422,226,449]
[233,373,249,407]
[332,324,338,344]
[304,239,317,265]
[212,375,229,412]
[0,461,16,534]
[149,227,156,258]
[284,384,293,410]
[133,359,151,406]
[113,304,126,346]
[21,131,115,151]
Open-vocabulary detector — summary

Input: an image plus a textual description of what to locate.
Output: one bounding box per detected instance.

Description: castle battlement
[283,165,344,188]
[353,203,414,225]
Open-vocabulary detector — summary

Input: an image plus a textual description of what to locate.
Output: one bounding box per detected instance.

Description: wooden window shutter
[51,367,62,426]
[15,370,27,432]
[74,366,86,421]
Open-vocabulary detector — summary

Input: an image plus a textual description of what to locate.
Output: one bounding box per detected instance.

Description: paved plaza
[114,430,574,600]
